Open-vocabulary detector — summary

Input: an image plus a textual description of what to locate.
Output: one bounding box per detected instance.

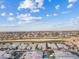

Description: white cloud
[53,17,79,30]
[1,12,6,16]
[31,9,39,12]
[70,17,79,25]
[67,0,77,9]
[67,4,73,8]
[7,17,15,21]
[68,0,77,3]
[46,14,51,17]
[66,17,79,26]
[17,14,42,23]
[0,24,16,27]
[76,16,79,19]
[53,13,58,16]
[18,0,44,11]
[49,0,51,2]
[0,5,5,9]
[46,14,49,17]
[55,5,60,10]
[9,13,14,16]
[61,11,71,14]
[41,7,45,10]
[18,0,36,10]
[35,0,44,8]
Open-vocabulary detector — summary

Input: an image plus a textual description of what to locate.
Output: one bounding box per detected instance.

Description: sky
[0,0,79,31]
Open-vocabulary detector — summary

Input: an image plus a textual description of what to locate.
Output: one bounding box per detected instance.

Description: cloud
[18,0,36,10]
[1,12,6,16]
[49,0,51,2]
[53,17,79,30]
[9,13,14,16]
[68,0,77,3]
[61,11,72,14]
[17,14,42,23]
[46,14,50,17]
[35,0,44,8]
[70,17,79,25]
[31,9,39,13]
[67,4,73,8]
[55,5,60,10]
[7,17,15,21]
[77,16,79,19]
[66,17,79,26]
[53,13,58,16]
[67,0,77,9]
[0,5,5,9]
[18,0,44,12]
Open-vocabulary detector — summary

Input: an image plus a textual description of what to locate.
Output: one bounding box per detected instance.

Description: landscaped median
[0,38,66,43]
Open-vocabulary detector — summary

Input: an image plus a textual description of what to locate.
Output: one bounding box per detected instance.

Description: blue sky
[0,0,79,31]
